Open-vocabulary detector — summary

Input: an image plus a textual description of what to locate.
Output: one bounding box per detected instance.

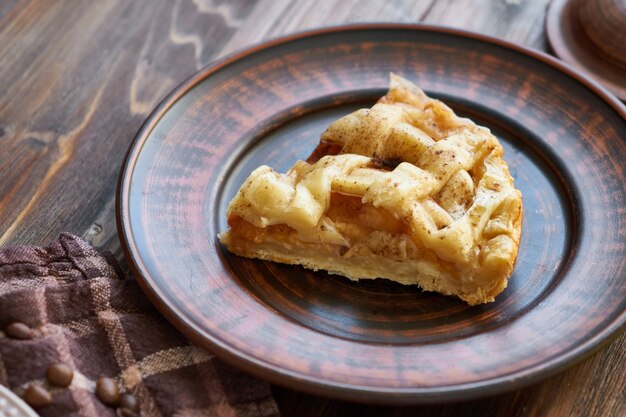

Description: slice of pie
[219,74,522,305]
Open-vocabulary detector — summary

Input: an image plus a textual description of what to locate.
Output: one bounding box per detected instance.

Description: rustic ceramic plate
[117,25,626,404]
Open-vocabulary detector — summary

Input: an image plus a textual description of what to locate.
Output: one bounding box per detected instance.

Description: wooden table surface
[0,1,624,416]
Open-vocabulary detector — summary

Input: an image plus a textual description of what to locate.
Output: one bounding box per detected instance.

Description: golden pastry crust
[220,74,522,305]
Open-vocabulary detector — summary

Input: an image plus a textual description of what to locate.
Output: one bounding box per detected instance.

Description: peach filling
[227,192,406,247]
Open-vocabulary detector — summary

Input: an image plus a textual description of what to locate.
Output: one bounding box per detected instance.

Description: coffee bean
[116,407,140,417]
[23,385,52,408]
[46,363,73,387]
[119,393,139,412]
[5,322,34,340]
[96,377,119,405]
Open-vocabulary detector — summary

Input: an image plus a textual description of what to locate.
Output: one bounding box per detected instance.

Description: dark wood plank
[0,0,255,254]
[219,0,549,57]
[0,1,624,416]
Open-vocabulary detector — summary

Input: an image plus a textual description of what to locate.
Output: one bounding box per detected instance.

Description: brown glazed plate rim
[117,24,626,403]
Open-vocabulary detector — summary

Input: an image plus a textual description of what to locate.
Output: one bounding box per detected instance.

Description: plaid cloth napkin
[0,233,280,417]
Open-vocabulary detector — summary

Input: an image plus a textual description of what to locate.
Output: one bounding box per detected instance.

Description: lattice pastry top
[221,74,522,305]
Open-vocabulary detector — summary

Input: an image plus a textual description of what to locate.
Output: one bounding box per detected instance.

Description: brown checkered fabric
[0,233,280,417]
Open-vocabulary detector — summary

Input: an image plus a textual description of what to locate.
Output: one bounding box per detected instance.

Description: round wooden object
[117,25,626,404]
[547,0,626,100]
